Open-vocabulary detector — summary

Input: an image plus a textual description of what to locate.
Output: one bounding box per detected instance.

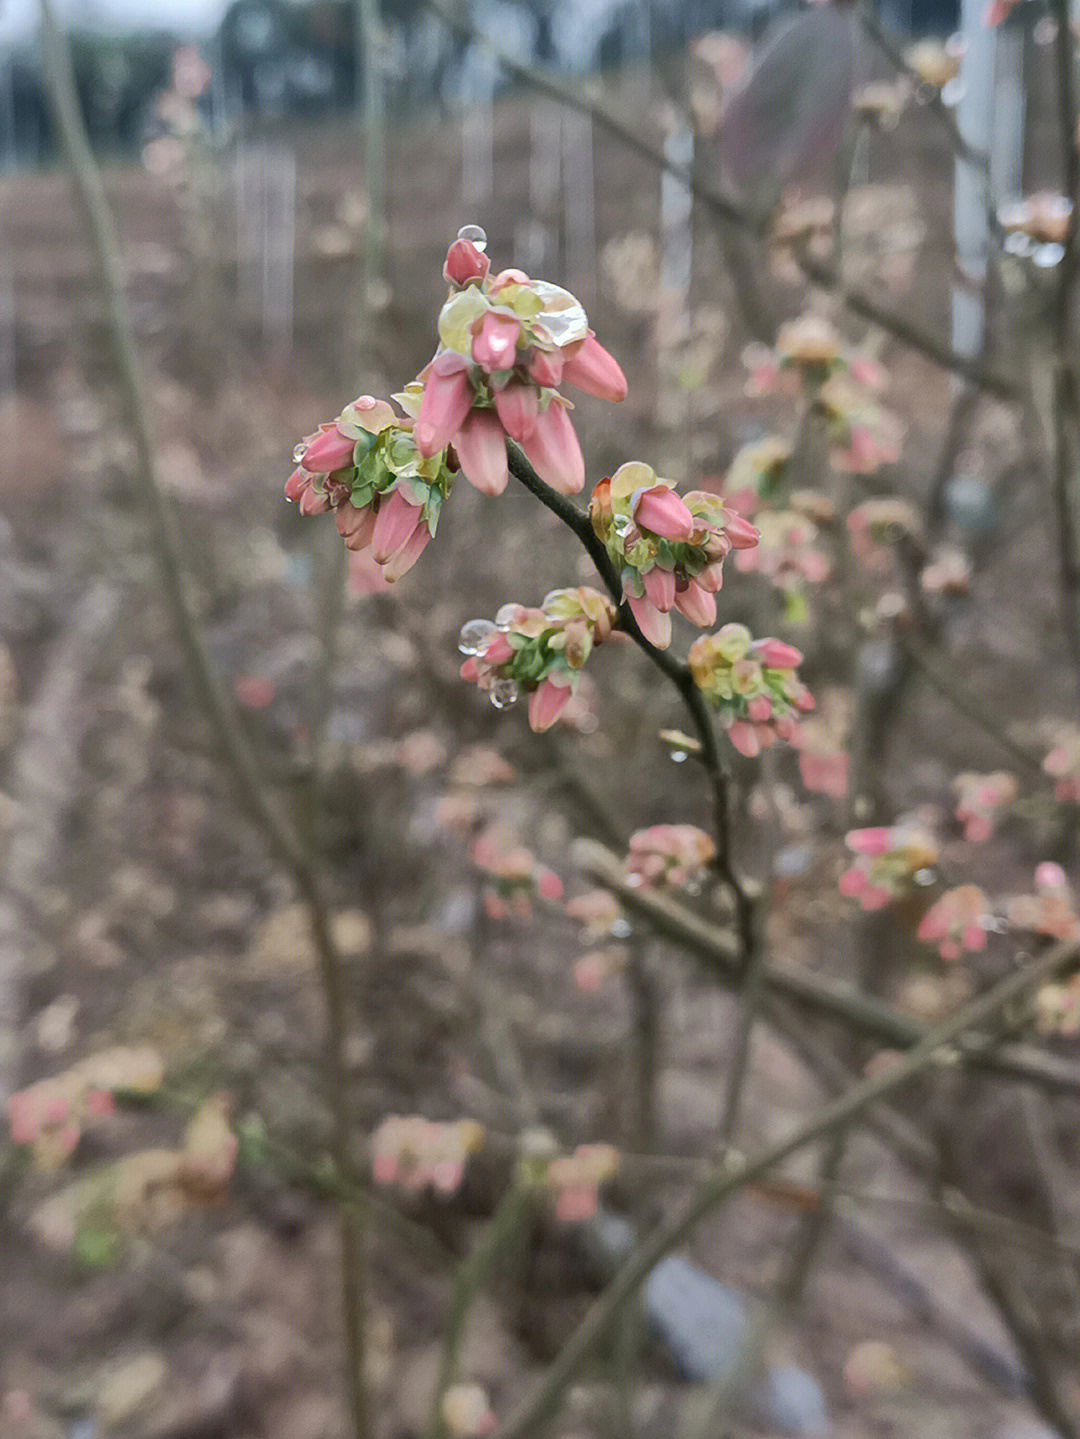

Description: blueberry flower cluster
[589,462,760,648]
[687,625,813,757]
[916,884,992,961]
[287,394,456,582]
[414,230,627,497]
[458,586,618,732]
[626,824,717,892]
[839,823,939,911]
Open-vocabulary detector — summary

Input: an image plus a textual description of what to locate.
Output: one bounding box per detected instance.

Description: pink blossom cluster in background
[839,824,939,911]
[625,824,717,893]
[544,1142,620,1222]
[470,831,564,920]
[369,1115,485,1196]
[916,884,992,961]
[953,770,1018,843]
[1006,863,1080,942]
[8,1045,164,1169]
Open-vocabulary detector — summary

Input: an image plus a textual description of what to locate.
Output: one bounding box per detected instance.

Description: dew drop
[613,515,633,538]
[1033,242,1066,269]
[670,749,689,764]
[611,918,632,939]
[490,678,519,710]
[494,602,519,628]
[1004,230,1034,258]
[913,868,936,887]
[457,223,488,252]
[458,618,497,656]
[292,442,308,463]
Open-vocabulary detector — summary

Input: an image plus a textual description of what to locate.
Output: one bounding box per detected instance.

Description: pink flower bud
[372,490,425,564]
[747,696,773,723]
[627,594,672,649]
[839,867,868,898]
[494,382,540,442]
[695,559,727,593]
[673,580,717,627]
[528,349,564,387]
[846,827,894,857]
[562,333,628,403]
[962,924,988,952]
[633,487,696,542]
[528,678,574,732]
[337,502,377,551]
[723,512,761,549]
[416,356,475,457]
[454,410,509,496]
[727,720,762,758]
[518,403,586,495]
[537,868,564,901]
[299,484,332,516]
[285,467,311,503]
[301,425,357,474]
[444,238,491,286]
[482,631,514,665]
[382,523,432,581]
[642,566,676,612]
[753,638,804,670]
[1037,861,1068,890]
[472,312,521,372]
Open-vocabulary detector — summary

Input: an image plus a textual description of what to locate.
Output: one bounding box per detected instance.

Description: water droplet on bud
[458,618,497,656]
[670,749,688,764]
[913,868,936,887]
[610,918,632,939]
[494,603,519,628]
[490,677,519,710]
[292,442,308,463]
[457,223,488,252]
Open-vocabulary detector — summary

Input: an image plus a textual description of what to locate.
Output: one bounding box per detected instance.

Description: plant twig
[38,11,373,1437]
[505,444,757,965]
[573,838,1080,1096]
[495,932,1080,1439]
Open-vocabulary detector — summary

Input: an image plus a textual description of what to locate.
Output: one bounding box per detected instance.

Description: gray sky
[1,0,232,44]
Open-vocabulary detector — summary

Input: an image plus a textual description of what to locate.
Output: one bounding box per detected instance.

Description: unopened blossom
[722,435,793,512]
[1043,726,1080,803]
[920,544,972,597]
[1006,862,1080,942]
[953,770,1017,843]
[847,499,921,572]
[626,824,716,892]
[819,375,904,475]
[744,315,888,400]
[8,1044,162,1170]
[545,1143,620,1223]
[412,235,627,496]
[590,462,759,649]
[688,625,813,756]
[470,830,563,920]
[917,884,992,961]
[370,1115,484,1196]
[566,889,624,941]
[735,506,831,593]
[798,745,849,799]
[287,394,455,582]
[839,823,939,911]
[459,587,617,731]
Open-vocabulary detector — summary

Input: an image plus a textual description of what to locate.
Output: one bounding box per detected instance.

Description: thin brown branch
[573,838,1080,1097]
[496,934,1080,1439]
[38,10,373,1437]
